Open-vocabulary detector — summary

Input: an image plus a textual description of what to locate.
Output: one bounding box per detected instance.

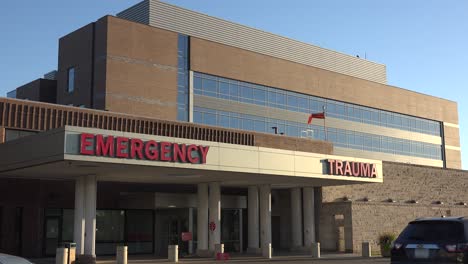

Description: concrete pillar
[168,245,178,262]
[188,208,194,254]
[84,175,97,256]
[259,185,272,258]
[116,246,128,264]
[303,187,315,247]
[74,176,85,255]
[290,187,303,250]
[215,243,224,255]
[56,248,68,264]
[209,182,221,252]
[196,184,209,256]
[247,186,260,253]
[362,242,371,257]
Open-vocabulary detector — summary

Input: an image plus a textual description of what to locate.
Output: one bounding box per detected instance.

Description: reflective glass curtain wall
[193,73,443,161]
[177,34,190,121]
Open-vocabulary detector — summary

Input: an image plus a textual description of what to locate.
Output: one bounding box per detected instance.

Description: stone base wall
[318,202,353,252]
[322,162,468,204]
[350,202,468,253]
[319,161,468,253]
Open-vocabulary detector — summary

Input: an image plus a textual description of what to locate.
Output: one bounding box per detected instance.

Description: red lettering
[96,135,114,156]
[130,139,144,159]
[116,137,129,158]
[80,133,94,155]
[327,159,335,175]
[336,160,343,175]
[360,163,370,177]
[352,162,360,176]
[187,145,200,164]
[344,162,352,176]
[144,140,158,160]
[173,144,187,162]
[199,146,210,164]
[160,142,171,161]
[371,164,378,178]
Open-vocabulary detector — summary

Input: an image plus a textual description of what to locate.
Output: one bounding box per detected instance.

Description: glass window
[67,67,75,92]
[194,77,202,90]
[229,84,239,100]
[242,118,254,131]
[219,114,230,128]
[219,82,230,100]
[96,210,125,242]
[287,95,298,111]
[253,89,266,105]
[194,111,202,123]
[204,113,216,126]
[203,79,217,96]
[298,97,308,112]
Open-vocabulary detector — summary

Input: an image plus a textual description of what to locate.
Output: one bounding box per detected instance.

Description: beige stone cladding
[350,203,468,253]
[320,161,468,253]
[322,162,468,204]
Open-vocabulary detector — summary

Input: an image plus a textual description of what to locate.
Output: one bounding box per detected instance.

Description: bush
[378,233,397,257]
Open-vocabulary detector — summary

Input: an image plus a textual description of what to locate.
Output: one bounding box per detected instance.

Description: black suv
[391,217,468,263]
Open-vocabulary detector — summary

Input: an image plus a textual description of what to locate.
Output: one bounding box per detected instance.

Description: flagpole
[323,105,327,141]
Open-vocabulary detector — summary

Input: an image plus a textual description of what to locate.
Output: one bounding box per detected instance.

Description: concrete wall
[14,79,57,103]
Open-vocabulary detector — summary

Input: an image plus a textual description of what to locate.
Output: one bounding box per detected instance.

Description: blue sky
[1,0,467,168]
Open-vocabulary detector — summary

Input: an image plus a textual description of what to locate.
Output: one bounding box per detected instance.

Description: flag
[307,112,325,124]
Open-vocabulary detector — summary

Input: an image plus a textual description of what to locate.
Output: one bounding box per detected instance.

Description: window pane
[67,68,75,92]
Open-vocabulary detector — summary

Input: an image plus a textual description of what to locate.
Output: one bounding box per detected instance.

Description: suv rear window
[398,221,464,243]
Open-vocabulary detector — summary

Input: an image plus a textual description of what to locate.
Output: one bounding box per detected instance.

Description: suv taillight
[445,243,468,253]
[391,242,403,250]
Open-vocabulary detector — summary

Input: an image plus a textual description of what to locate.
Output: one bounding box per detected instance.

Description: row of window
[194,107,443,160]
[177,34,189,122]
[193,72,441,136]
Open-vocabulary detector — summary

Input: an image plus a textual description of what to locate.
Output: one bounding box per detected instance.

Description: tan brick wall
[444,126,461,147]
[322,162,468,204]
[254,132,333,155]
[57,23,94,107]
[103,16,178,120]
[445,149,462,169]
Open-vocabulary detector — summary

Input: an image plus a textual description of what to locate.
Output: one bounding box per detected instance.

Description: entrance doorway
[271,216,281,251]
[44,216,60,256]
[154,209,190,257]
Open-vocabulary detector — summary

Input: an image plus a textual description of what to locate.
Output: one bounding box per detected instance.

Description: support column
[74,176,85,255]
[259,185,272,258]
[291,187,303,250]
[196,184,209,256]
[247,186,260,253]
[208,182,221,253]
[188,208,194,255]
[303,187,315,247]
[84,175,97,256]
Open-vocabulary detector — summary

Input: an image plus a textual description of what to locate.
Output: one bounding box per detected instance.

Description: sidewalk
[32,253,389,264]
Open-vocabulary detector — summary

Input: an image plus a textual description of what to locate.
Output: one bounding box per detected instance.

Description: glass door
[44,217,60,256]
[221,209,241,253]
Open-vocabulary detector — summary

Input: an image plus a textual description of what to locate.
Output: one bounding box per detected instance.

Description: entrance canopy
[0,126,383,187]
